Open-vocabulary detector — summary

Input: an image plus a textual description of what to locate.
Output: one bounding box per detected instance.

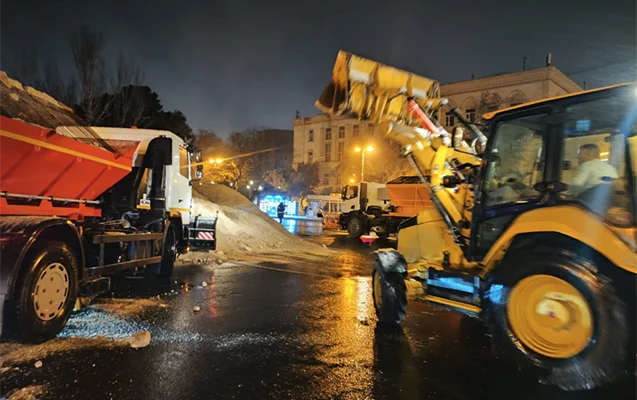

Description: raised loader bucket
[316,50,446,125]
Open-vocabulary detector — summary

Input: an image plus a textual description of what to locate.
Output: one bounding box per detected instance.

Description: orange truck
[338,176,433,238]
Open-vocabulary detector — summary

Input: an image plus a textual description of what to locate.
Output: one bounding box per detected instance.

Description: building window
[323,173,330,185]
[325,128,332,140]
[325,143,331,162]
[308,129,314,142]
[337,142,345,161]
[465,108,476,123]
[308,150,313,163]
[338,126,345,138]
[445,112,455,127]
[353,124,359,136]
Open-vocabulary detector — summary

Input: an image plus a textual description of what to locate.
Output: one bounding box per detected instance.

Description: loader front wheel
[372,267,406,324]
[483,251,632,390]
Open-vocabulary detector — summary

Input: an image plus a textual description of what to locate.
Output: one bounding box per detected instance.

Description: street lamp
[354,145,374,182]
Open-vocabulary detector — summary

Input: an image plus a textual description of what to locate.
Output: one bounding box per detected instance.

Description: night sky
[1,0,635,136]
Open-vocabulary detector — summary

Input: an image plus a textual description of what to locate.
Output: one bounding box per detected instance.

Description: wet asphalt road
[1,220,635,400]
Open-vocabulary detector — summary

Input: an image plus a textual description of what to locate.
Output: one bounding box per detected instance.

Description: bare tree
[40,61,78,106]
[13,49,77,107]
[69,27,109,124]
[17,49,40,87]
[108,52,146,127]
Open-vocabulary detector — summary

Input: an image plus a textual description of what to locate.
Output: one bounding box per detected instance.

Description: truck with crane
[0,72,217,341]
[316,51,636,390]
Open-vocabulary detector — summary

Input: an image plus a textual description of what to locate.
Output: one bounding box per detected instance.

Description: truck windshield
[558,90,637,228]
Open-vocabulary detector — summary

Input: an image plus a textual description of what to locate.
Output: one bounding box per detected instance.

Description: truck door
[359,183,368,211]
[469,113,549,259]
[168,144,192,226]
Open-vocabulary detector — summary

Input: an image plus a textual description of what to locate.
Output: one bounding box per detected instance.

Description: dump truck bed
[0,71,139,216]
[385,176,433,216]
[0,116,138,216]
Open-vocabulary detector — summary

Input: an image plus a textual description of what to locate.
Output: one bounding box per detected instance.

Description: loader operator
[570,143,618,196]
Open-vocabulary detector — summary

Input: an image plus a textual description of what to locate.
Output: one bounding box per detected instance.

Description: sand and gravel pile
[189,185,320,256]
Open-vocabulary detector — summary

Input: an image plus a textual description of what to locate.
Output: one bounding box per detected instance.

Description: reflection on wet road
[278,217,325,237]
[1,223,634,399]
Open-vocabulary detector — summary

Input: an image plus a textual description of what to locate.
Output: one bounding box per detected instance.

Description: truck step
[79,277,111,298]
[422,294,482,316]
[423,268,482,316]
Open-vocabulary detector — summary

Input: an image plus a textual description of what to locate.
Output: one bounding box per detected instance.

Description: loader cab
[469,84,637,260]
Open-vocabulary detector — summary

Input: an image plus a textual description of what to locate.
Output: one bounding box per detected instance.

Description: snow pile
[191,185,317,255]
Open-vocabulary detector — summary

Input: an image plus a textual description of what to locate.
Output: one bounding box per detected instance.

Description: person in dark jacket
[277,202,286,224]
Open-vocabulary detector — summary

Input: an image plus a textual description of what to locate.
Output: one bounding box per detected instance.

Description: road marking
[232,261,335,278]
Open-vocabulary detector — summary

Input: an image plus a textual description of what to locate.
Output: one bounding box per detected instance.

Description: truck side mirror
[194,150,203,163]
[192,165,203,181]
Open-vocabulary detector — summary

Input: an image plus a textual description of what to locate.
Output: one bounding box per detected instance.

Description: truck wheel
[7,241,78,342]
[157,225,176,278]
[347,217,364,238]
[483,251,631,390]
[372,267,407,324]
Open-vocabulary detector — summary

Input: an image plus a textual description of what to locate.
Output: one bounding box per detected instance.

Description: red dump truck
[0,75,216,341]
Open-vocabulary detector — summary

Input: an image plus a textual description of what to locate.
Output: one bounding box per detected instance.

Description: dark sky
[1,0,635,136]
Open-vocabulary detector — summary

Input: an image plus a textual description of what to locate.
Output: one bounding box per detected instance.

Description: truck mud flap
[189,215,218,251]
[424,268,482,317]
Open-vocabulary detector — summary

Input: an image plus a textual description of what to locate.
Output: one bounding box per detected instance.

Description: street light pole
[355,145,374,182]
[361,150,365,182]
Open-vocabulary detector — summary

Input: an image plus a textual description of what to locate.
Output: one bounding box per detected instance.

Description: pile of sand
[191,185,318,255]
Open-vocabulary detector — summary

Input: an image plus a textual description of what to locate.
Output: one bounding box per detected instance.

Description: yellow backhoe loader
[316,51,636,390]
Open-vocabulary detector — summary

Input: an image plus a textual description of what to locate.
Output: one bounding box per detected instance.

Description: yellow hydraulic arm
[315,51,484,231]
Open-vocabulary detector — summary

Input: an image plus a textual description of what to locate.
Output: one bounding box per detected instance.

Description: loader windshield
[485,86,637,231]
[558,90,637,228]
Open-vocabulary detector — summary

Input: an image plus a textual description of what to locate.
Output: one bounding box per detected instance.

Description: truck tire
[483,251,632,390]
[157,225,176,278]
[347,217,364,238]
[372,267,407,324]
[6,240,78,342]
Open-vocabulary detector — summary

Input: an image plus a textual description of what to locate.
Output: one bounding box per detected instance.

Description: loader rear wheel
[6,240,78,342]
[372,267,407,324]
[483,251,631,390]
[347,217,364,238]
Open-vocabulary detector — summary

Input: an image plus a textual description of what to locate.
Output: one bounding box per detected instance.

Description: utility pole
[523,56,530,71]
